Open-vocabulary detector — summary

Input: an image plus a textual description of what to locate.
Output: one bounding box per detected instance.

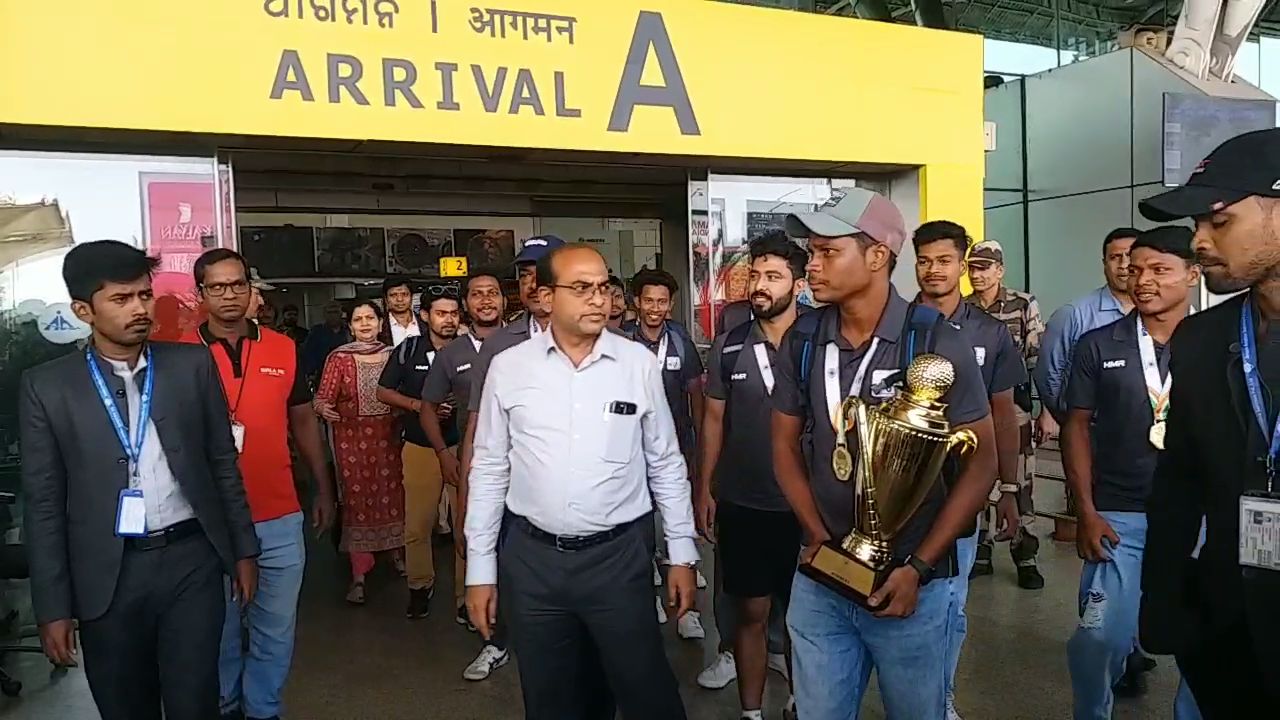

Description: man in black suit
[1138,128,1280,716]
[20,240,259,720]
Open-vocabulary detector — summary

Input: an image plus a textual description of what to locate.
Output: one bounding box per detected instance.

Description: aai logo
[37,303,90,345]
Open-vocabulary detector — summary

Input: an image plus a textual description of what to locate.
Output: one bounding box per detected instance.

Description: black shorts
[716,501,802,599]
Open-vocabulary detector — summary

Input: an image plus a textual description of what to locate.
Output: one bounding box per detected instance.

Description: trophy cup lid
[903,353,954,404]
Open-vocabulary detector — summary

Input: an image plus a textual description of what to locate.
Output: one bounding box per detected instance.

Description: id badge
[665,356,682,371]
[1239,491,1280,571]
[116,489,147,537]
[231,421,246,454]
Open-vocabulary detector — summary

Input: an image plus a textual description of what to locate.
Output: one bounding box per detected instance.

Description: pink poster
[139,172,219,341]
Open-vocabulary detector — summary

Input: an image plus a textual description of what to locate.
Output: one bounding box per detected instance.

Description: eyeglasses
[423,284,459,298]
[201,280,251,297]
[553,282,612,299]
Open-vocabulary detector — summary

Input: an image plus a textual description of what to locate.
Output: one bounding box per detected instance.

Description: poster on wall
[315,227,387,275]
[240,226,317,277]
[454,229,515,278]
[139,172,218,341]
[386,228,452,275]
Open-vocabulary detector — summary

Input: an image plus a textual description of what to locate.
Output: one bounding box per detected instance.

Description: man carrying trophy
[771,188,997,719]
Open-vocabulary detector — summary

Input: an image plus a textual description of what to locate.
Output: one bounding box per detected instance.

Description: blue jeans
[946,528,980,701]
[220,512,306,718]
[1067,511,1147,720]
[1175,677,1202,720]
[788,570,949,719]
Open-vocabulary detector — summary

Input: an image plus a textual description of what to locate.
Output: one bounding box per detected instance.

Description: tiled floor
[1,449,1185,719]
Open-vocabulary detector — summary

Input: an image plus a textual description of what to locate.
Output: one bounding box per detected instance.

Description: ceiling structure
[723,0,1280,59]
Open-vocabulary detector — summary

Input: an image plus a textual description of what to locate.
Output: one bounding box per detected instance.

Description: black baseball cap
[1140,128,1280,222]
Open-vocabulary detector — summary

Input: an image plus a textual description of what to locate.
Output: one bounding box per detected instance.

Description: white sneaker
[653,562,663,587]
[677,610,706,640]
[696,569,708,589]
[462,644,509,681]
[767,652,789,680]
[946,692,963,720]
[655,596,668,624]
[696,650,737,689]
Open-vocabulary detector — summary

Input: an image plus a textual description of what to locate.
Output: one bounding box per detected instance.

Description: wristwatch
[998,483,1021,494]
[904,554,935,584]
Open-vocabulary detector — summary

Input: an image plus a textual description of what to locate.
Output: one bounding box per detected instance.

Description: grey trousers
[500,515,687,720]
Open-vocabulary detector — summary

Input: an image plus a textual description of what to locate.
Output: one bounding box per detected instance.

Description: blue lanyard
[1240,298,1280,487]
[87,346,154,480]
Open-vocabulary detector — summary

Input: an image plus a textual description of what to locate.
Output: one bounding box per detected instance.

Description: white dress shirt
[389,315,421,347]
[465,327,698,585]
[107,355,197,531]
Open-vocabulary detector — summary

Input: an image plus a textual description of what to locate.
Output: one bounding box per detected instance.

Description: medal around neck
[833,409,854,482]
[801,354,978,607]
[1149,420,1166,450]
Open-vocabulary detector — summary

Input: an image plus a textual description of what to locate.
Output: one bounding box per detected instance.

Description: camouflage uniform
[966,281,1045,571]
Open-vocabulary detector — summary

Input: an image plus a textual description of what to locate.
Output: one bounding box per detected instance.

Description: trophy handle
[845,398,884,542]
[946,428,979,457]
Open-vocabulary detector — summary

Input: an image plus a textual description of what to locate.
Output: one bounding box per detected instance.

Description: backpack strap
[889,302,946,388]
[788,309,825,411]
[718,320,755,387]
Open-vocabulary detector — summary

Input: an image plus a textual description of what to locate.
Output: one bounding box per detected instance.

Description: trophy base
[798,543,891,609]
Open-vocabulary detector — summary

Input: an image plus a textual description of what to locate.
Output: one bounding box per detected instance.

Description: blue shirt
[1033,286,1128,419]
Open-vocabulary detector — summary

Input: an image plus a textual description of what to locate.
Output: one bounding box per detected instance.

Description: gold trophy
[800,353,978,605]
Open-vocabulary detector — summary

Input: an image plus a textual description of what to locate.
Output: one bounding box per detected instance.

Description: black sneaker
[406,587,433,620]
[1131,648,1158,673]
[456,604,477,632]
[1016,565,1045,590]
[969,561,993,579]
[1113,659,1148,698]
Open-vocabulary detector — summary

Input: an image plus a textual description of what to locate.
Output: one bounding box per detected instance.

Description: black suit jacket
[1141,293,1280,681]
[19,342,259,625]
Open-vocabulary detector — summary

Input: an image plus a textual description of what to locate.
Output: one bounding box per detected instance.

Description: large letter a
[607,11,701,136]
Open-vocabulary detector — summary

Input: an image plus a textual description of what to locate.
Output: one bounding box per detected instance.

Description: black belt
[513,513,647,552]
[124,518,203,552]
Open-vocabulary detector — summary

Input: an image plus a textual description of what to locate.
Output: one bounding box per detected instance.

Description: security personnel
[375,290,460,621]
[772,189,996,719]
[1061,227,1201,719]
[1138,128,1280,716]
[965,240,1047,588]
[419,274,505,633]
[912,221,1026,720]
[466,243,697,720]
[697,230,808,720]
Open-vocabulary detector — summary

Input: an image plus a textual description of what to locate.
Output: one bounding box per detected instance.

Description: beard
[751,291,793,320]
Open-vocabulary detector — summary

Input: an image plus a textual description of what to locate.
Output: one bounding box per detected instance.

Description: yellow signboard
[0,1,981,168]
[438,255,468,278]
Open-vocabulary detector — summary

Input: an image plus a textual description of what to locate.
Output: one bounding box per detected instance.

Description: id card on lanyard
[1238,298,1280,571]
[88,347,153,537]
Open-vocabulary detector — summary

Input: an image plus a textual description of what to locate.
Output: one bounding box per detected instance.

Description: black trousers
[79,532,225,720]
[1177,619,1280,719]
[500,515,687,720]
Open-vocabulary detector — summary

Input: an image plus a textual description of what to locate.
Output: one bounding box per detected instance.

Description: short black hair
[607,275,624,291]
[347,299,384,321]
[383,275,413,297]
[1129,226,1195,262]
[282,303,300,314]
[748,229,809,281]
[63,240,160,304]
[423,294,461,313]
[534,243,602,289]
[465,272,503,293]
[911,220,971,257]
[631,267,679,299]
[193,248,249,287]
[1104,227,1141,252]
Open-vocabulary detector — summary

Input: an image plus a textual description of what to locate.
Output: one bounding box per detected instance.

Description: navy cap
[514,235,566,265]
[1140,128,1280,222]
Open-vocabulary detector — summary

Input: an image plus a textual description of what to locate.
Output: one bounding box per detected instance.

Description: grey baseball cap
[785,188,907,254]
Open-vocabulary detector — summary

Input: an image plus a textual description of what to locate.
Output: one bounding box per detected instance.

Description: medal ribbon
[823,338,880,430]
[87,345,154,484]
[1240,297,1280,488]
[1136,316,1172,423]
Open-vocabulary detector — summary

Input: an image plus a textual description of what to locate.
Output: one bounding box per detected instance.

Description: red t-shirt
[181,323,310,523]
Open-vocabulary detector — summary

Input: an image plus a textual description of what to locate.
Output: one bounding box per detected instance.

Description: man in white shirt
[466,243,698,720]
[382,276,425,347]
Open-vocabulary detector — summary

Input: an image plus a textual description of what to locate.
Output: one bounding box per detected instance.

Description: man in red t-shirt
[183,249,335,720]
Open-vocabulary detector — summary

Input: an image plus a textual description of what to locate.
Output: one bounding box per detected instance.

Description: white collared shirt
[106,355,197,531]
[465,327,697,585]
[390,315,421,347]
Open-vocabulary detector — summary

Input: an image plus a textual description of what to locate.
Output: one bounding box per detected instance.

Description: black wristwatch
[904,554,935,584]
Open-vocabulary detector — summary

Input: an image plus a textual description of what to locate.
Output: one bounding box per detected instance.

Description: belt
[513,513,646,552]
[124,518,203,552]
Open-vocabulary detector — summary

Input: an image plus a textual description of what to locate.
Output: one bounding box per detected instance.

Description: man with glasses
[466,242,697,720]
[182,248,335,720]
